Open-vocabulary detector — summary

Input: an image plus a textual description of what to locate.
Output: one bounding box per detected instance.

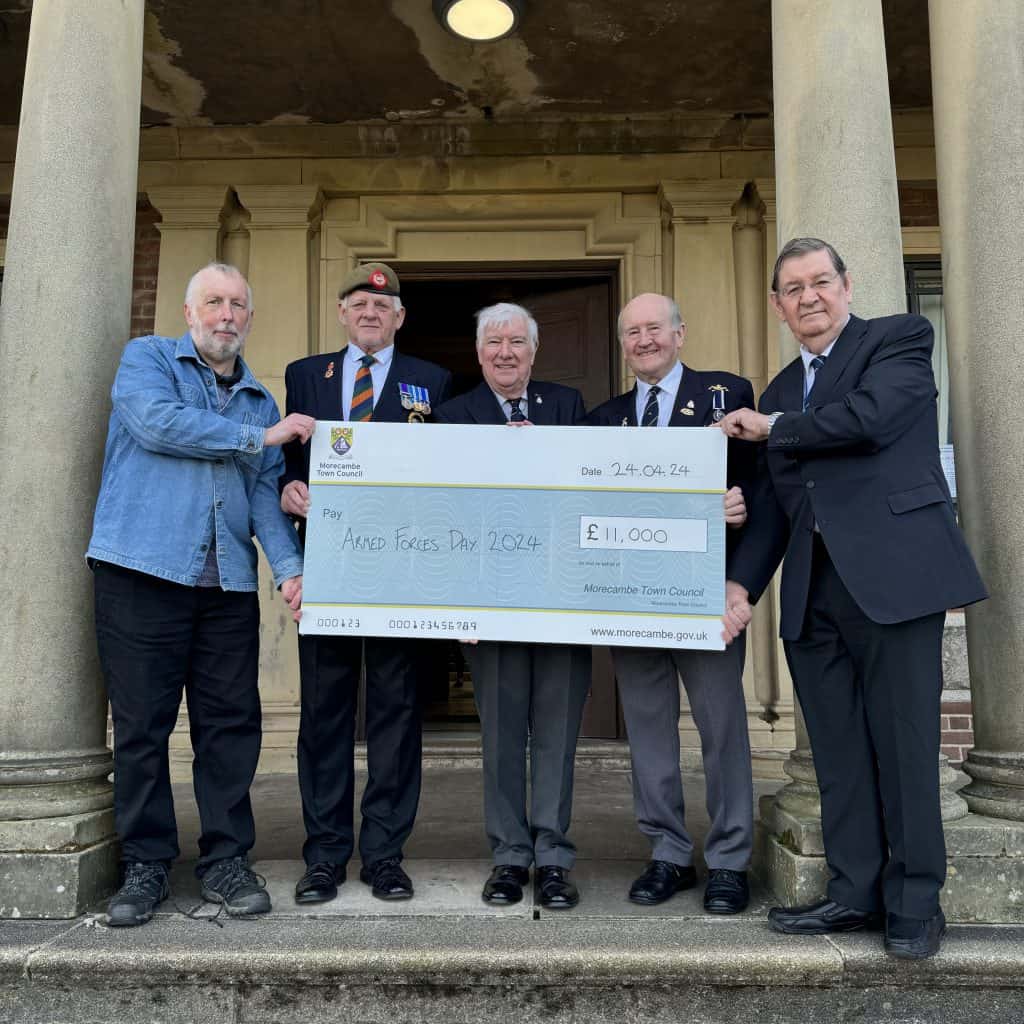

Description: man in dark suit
[434,302,591,910]
[280,262,451,904]
[721,237,986,959]
[588,292,757,914]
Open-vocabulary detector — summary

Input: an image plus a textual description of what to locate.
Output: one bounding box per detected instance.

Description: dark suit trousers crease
[785,538,946,919]
[297,634,422,866]
[613,637,753,870]
[94,562,261,870]
[466,641,592,869]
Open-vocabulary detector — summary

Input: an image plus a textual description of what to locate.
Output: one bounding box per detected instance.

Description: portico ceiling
[0,1,932,129]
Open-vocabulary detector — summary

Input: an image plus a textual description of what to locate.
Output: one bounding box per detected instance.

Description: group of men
[87,236,984,961]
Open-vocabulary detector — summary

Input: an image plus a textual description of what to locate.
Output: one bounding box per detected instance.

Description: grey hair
[475,302,539,352]
[340,293,403,314]
[771,238,848,292]
[616,294,684,339]
[184,262,253,312]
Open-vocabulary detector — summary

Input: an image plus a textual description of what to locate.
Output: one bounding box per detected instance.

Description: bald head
[617,293,686,384]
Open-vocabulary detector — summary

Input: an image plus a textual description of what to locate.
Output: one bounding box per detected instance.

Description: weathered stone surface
[758,799,825,856]
[751,825,829,907]
[0,840,118,920]
[0,809,115,854]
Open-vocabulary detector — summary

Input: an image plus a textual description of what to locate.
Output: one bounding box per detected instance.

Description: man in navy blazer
[434,302,591,911]
[587,292,757,915]
[280,262,451,906]
[721,237,986,959]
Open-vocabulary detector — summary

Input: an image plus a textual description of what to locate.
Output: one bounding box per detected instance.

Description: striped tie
[642,385,660,426]
[350,354,375,421]
[803,355,827,411]
[509,398,526,422]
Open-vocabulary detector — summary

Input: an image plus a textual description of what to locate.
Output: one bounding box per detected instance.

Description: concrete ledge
[3,915,1024,1024]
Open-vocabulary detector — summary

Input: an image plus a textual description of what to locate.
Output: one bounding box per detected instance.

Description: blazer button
[805,480,815,489]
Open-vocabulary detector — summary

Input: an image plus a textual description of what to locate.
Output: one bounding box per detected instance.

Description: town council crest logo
[330,426,354,458]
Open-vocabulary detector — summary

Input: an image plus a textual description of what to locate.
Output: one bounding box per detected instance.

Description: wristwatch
[765,411,784,433]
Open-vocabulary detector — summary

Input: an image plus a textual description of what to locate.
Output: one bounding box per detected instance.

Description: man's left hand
[724,485,746,528]
[719,408,773,441]
[280,575,303,622]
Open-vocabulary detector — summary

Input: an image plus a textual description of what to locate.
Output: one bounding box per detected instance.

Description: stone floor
[5,752,1024,1023]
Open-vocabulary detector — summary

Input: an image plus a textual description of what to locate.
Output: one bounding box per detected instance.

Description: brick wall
[0,195,9,237]
[941,699,974,766]
[899,181,940,227]
[131,197,161,338]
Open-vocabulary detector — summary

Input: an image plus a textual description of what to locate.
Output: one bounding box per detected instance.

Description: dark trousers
[94,562,261,871]
[785,538,946,919]
[297,634,422,866]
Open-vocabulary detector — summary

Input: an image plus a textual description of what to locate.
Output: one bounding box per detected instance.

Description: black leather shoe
[885,909,946,960]
[537,865,579,909]
[295,861,346,904]
[768,897,884,934]
[482,864,530,905]
[629,860,697,905]
[359,857,414,900]
[703,868,750,914]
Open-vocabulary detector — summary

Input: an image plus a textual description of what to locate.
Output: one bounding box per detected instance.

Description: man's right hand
[281,480,311,518]
[264,413,316,448]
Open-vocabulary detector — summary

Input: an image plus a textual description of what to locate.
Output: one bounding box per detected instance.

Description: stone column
[754,0,907,903]
[147,187,230,337]
[0,0,144,917]
[771,0,905,317]
[929,0,1024,922]
[231,186,324,773]
[658,181,748,373]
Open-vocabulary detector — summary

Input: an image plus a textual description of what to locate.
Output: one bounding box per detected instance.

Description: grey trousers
[612,636,753,870]
[466,641,592,869]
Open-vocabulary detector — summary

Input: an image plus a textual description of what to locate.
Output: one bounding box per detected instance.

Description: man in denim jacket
[87,262,314,927]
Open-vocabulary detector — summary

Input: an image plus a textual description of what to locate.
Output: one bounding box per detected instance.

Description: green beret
[338,262,401,300]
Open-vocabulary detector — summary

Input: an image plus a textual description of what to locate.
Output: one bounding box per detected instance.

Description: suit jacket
[282,347,452,495]
[587,364,758,561]
[434,378,586,426]
[730,313,986,639]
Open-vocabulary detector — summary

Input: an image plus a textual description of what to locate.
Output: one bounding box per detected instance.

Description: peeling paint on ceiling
[140,11,211,126]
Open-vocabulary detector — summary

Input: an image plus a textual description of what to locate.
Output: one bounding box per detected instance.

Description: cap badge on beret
[369,270,388,290]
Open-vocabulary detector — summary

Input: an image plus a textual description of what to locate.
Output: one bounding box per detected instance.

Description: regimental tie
[350,354,376,421]
[803,355,827,412]
[642,384,660,426]
[509,397,526,422]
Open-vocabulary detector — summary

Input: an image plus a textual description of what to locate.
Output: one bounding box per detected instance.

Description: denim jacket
[87,333,303,591]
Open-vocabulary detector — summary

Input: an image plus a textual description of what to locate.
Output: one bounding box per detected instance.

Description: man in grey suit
[587,293,757,913]
[434,303,591,910]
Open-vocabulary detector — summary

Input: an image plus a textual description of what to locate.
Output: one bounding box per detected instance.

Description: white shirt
[342,343,394,419]
[490,383,531,422]
[635,361,683,428]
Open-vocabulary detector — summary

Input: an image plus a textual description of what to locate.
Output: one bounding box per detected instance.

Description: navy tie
[509,398,526,422]
[803,355,827,412]
[642,385,660,426]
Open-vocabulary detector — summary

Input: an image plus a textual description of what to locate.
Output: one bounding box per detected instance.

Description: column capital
[147,186,230,230]
[658,180,747,225]
[235,185,324,230]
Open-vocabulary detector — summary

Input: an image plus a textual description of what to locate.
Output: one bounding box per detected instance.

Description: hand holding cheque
[296,421,736,648]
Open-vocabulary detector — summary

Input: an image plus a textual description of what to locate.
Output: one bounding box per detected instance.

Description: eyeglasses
[778,273,841,302]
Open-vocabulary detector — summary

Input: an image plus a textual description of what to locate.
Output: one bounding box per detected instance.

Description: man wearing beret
[281,262,451,904]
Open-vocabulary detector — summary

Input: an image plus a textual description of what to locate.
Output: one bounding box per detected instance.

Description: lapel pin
[324,361,335,379]
[681,408,695,416]
[535,395,543,404]
[621,416,630,427]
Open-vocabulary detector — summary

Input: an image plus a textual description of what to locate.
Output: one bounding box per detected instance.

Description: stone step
[3,910,1023,1024]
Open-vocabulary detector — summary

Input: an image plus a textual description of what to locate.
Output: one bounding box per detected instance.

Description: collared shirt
[490,382,532,421]
[86,332,303,591]
[634,360,683,428]
[341,342,394,419]
[799,315,848,397]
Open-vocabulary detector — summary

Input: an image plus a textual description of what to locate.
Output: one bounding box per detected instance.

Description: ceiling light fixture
[433,0,523,42]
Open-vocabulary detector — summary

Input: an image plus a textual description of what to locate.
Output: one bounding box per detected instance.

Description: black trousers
[297,634,423,866]
[784,537,946,920]
[94,562,261,871]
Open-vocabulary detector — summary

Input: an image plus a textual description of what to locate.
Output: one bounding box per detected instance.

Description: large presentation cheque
[300,422,727,650]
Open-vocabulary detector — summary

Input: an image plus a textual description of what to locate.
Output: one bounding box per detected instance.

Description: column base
[0,809,118,919]
[753,801,1024,923]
